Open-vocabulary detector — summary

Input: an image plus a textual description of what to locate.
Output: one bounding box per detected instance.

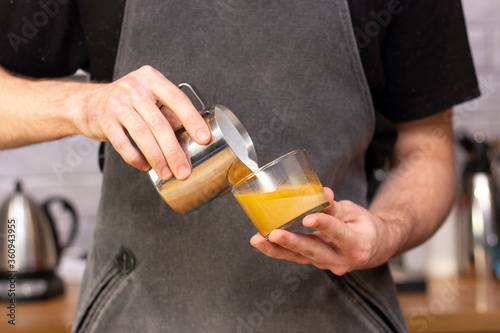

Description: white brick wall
[455,0,500,137]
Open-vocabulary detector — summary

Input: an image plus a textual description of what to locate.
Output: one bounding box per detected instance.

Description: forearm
[0,65,212,180]
[0,66,97,149]
[369,110,456,263]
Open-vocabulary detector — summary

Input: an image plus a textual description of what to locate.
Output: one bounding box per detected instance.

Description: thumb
[322,187,335,215]
[323,186,334,202]
[322,187,343,219]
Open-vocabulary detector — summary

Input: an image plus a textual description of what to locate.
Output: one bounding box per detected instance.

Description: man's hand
[250,109,456,275]
[250,187,388,275]
[0,65,211,181]
[75,65,211,180]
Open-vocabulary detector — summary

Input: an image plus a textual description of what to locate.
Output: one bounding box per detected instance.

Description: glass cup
[231,149,330,239]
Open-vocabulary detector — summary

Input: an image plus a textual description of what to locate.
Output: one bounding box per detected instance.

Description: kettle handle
[42,197,78,253]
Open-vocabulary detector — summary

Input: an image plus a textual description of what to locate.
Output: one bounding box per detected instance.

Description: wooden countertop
[1,275,499,332]
[399,274,500,332]
[0,282,79,333]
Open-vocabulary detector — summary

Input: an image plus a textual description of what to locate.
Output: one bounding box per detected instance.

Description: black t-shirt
[0,0,479,123]
[0,0,122,80]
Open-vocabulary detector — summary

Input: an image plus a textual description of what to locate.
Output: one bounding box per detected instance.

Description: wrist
[366,212,402,268]
[64,81,102,137]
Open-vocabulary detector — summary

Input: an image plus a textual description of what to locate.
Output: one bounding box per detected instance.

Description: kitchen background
[0,0,499,282]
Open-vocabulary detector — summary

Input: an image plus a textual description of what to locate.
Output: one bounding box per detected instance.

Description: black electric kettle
[0,181,78,300]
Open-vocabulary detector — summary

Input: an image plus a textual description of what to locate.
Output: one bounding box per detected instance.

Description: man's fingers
[302,205,354,250]
[324,187,334,203]
[145,67,212,145]
[83,66,212,179]
[114,104,181,180]
[267,230,339,268]
[320,187,345,219]
[248,188,376,275]
[158,104,183,130]
[250,233,319,267]
[106,123,150,172]
[130,88,192,180]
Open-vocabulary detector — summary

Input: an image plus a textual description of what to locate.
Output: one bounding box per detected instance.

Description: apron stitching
[81,272,125,332]
[345,274,407,332]
[349,272,408,330]
[329,273,385,332]
[74,259,117,326]
[76,268,123,333]
[341,276,392,332]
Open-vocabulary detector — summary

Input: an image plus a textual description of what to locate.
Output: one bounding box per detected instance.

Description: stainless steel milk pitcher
[149,83,258,213]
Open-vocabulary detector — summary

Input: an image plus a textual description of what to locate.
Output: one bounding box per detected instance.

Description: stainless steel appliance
[458,133,500,278]
[0,181,78,300]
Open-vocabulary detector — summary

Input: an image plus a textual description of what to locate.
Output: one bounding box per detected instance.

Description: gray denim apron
[72,1,408,332]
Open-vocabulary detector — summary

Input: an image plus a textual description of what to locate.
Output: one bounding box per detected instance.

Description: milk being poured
[216,108,259,172]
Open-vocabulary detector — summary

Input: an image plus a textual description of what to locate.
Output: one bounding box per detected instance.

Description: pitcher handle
[177,82,209,114]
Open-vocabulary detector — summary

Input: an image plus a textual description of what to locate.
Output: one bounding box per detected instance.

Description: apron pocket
[74,247,135,333]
